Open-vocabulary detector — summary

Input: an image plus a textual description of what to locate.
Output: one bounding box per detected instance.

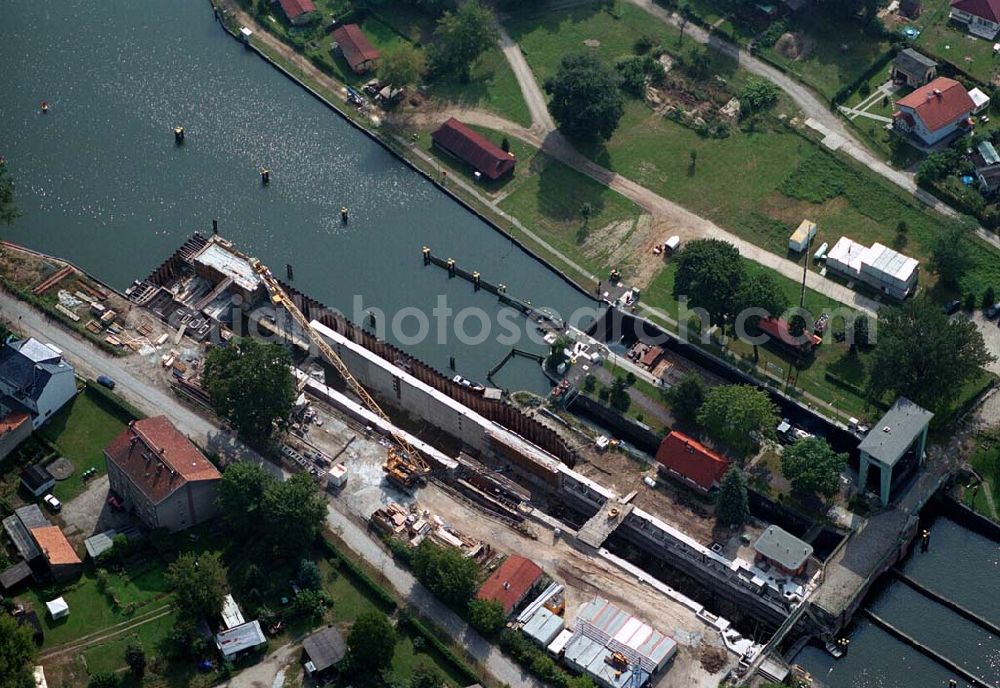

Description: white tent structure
[46,597,68,620]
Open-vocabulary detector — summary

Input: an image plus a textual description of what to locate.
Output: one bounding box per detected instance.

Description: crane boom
[249,259,430,487]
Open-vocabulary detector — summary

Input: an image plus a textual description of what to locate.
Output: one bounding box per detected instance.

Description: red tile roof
[104,416,221,506]
[277,0,316,20]
[756,317,822,349]
[655,431,729,491]
[332,24,380,72]
[0,412,30,436]
[431,118,516,181]
[895,77,975,133]
[952,0,1000,23]
[30,526,81,566]
[476,554,543,615]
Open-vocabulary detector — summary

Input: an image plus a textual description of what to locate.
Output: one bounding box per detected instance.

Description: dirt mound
[775,32,806,60]
[699,643,728,673]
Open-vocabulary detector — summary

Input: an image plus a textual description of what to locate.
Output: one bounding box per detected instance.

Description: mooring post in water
[449,356,456,370]
[921,528,930,552]
[286,263,293,280]
[447,259,456,278]
[174,126,184,144]
[473,271,480,291]
[212,219,218,235]
[422,246,431,266]
[260,167,270,185]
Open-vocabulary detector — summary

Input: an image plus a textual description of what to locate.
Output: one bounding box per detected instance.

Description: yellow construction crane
[249,258,430,488]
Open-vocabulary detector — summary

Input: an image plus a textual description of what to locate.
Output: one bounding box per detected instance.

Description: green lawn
[915,0,1000,85]
[38,387,134,501]
[80,610,179,675]
[25,565,172,648]
[416,124,537,195]
[425,46,534,128]
[757,9,891,100]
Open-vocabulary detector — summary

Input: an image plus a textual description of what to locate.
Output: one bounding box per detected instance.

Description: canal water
[796,515,1000,688]
[0,0,595,393]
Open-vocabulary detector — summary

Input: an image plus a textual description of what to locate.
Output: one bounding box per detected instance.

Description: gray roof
[522,606,565,646]
[215,619,266,657]
[302,625,346,672]
[0,339,65,404]
[894,48,937,75]
[2,514,40,561]
[15,504,50,529]
[858,397,934,467]
[84,530,117,559]
[754,525,813,571]
[0,560,32,590]
[20,466,55,495]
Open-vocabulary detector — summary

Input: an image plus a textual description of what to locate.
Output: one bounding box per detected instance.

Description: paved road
[325,503,546,688]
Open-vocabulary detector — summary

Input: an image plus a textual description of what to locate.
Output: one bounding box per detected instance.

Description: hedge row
[82,381,146,421]
[398,608,482,686]
[321,538,397,611]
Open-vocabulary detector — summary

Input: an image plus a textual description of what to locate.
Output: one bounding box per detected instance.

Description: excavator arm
[249,259,430,487]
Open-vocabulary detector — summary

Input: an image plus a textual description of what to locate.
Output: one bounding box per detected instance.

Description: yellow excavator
[249,258,430,489]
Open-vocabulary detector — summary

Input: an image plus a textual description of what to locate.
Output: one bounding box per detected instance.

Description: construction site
[115,232,897,686]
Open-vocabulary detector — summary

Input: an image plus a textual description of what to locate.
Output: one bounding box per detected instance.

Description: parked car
[943,299,962,316]
[96,375,116,389]
[42,494,62,512]
[987,302,1000,319]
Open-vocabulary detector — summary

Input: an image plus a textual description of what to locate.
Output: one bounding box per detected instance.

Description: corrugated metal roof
[522,607,565,647]
[215,620,266,657]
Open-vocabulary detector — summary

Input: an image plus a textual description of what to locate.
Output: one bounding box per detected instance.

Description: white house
[892,77,975,147]
[0,338,76,429]
[950,0,1000,39]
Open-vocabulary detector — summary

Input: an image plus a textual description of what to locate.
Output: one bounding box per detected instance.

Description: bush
[468,598,506,638]
[399,608,481,685]
[321,539,396,610]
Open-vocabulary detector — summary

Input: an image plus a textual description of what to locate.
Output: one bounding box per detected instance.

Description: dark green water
[796,516,1000,688]
[0,0,595,393]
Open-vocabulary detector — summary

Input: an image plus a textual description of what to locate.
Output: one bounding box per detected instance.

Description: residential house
[2,504,49,565]
[890,49,937,87]
[331,24,380,74]
[825,237,919,299]
[950,0,1000,38]
[276,0,317,25]
[104,416,222,532]
[30,526,82,582]
[0,412,31,462]
[0,338,76,430]
[431,118,516,181]
[753,525,813,577]
[654,431,729,494]
[476,554,544,616]
[972,139,1000,194]
[892,77,974,147]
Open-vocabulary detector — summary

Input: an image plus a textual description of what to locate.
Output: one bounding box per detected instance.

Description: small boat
[825,641,844,659]
[340,206,349,222]
[40,101,49,113]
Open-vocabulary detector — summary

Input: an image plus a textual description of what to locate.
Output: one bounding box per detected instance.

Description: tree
[667,373,706,424]
[930,222,972,288]
[849,313,871,352]
[698,384,778,456]
[716,466,749,526]
[411,657,447,688]
[87,673,119,688]
[739,78,779,116]
[124,643,146,679]
[916,150,958,186]
[347,611,396,672]
[166,551,227,620]
[297,559,323,591]
[291,589,330,620]
[217,461,270,537]
[673,239,746,327]
[617,55,656,96]
[733,271,789,337]
[868,299,993,412]
[260,472,328,556]
[965,292,977,312]
[0,160,21,226]
[608,377,631,412]
[545,53,625,141]
[984,285,997,311]
[545,336,570,375]
[788,313,807,338]
[781,437,847,497]
[378,44,427,88]
[468,598,506,638]
[412,541,480,608]
[429,0,498,81]
[0,614,35,688]
[202,337,295,442]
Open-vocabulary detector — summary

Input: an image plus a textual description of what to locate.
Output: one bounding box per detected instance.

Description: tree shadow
[533,154,608,225]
